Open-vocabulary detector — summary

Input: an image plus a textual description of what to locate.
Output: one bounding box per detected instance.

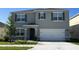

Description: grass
[0,46,33,50]
[0,40,37,50]
[0,42,13,45]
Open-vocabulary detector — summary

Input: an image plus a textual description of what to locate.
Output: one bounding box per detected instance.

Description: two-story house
[11,8,69,41]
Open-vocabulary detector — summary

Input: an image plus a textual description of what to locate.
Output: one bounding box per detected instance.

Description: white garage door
[40,29,65,41]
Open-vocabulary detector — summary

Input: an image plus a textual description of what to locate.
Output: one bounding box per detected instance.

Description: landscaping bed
[0,40,37,45]
[67,39,79,42]
[14,40,37,44]
[66,38,79,45]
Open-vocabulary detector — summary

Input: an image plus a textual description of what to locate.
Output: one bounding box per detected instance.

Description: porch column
[24,29,27,40]
[37,27,40,40]
[35,27,39,40]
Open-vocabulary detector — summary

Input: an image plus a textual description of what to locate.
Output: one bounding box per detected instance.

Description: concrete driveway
[31,42,79,50]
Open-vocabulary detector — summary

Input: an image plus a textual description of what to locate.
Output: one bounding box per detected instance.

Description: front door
[29,28,35,40]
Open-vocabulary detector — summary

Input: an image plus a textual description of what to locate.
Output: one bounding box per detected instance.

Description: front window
[51,12,65,21]
[15,13,27,22]
[38,12,46,19]
[15,28,24,36]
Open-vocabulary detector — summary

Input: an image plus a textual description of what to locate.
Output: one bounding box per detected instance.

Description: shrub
[67,38,79,42]
[4,36,10,42]
[15,40,37,44]
[0,38,5,42]
[26,40,37,44]
[15,40,27,44]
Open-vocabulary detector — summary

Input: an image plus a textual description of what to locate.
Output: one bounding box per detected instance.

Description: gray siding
[12,12,35,27]
[26,13,35,24]
[35,10,69,29]
[12,9,69,29]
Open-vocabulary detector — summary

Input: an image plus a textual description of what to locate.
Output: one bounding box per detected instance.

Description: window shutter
[63,12,65,20]
[38,13,40,19]
[25,14,27,22]
[15,14,17,21]
[44,13,46,19]
[51,13,53,20]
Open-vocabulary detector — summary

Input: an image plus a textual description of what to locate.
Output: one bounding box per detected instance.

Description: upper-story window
[15,13,27,22]
[38,12,46,19]
[51,11,65,21]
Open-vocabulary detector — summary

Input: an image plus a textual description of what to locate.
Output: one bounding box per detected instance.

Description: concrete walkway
[31,42,79,50]
[0,45,35,47]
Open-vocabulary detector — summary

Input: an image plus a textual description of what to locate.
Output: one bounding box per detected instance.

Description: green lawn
[0,46,32,50]
[0,42,13,45]
[0,41,37,50]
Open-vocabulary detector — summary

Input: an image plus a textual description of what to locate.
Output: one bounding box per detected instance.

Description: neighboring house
[11,8,69,41]
[0,22,6,39]
[70,14,79,39]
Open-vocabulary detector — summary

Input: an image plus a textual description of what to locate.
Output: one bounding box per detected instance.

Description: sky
[0,8,79,24]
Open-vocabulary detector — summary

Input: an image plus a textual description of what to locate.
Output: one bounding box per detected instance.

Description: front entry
[29,28,35,40]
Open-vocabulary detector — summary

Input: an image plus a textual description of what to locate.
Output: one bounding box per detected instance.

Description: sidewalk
[0,45,35,47]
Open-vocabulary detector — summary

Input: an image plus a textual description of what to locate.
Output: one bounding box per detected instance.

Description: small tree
[5,15,16,42]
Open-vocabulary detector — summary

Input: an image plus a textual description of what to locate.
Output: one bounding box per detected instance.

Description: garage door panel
[40,29,65,41]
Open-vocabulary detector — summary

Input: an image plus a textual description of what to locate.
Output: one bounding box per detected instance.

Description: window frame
[15,13,27,23]
[15,28,25,36]
[38,12,46,20]
[51,11,65,22]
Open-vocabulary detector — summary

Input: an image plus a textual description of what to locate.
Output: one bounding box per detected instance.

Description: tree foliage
[5,15,16,42]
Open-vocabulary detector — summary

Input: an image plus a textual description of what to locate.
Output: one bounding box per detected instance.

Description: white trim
[15,36,24,37]
[16,27,24,29]
[52,20,64,22]
[39,19,45,20]
[16,13,25,15]
[23,25,39,28]
[16,21,26,23]
[53,11,63,13]
[34,10,65,12]
[40,12,45,13]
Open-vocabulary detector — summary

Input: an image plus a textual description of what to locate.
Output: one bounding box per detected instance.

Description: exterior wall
[35,10,69,40]
[35,10,69,29]
[12,12,35,28]
[12,9,69,29]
